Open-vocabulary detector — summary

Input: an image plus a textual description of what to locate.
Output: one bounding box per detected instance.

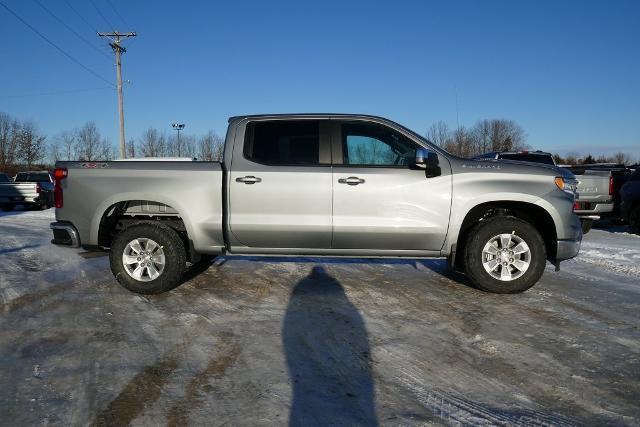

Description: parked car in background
[565,163,631,221]
[620,167,640,234]
[0,170,54,211]
[475,151,613,233]
[50,114,581,295]
[0,173,11,183]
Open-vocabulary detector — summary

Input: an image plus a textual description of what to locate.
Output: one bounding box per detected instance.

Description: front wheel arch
[452,201,557,269]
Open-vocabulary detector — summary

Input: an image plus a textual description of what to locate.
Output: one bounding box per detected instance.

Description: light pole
[172,123,185,156]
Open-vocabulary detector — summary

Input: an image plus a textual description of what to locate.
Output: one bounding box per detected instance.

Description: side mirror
[415,148,441,177]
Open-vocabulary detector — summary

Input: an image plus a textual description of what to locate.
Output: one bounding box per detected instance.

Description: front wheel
[464,216,547,294]
[109,222,186,294]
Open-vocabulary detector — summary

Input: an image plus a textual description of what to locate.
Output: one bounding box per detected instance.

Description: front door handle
[236,176,262,184]
[338,176,365,185]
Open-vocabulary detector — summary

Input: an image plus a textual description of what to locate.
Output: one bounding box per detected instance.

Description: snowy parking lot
[0,209,639,425]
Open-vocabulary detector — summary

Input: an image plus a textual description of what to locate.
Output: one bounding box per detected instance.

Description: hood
[458,158,575,179]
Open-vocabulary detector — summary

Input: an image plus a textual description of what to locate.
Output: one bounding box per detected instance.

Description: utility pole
[98,31,136,158]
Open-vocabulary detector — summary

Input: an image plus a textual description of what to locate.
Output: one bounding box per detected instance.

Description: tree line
[0,111,636,175]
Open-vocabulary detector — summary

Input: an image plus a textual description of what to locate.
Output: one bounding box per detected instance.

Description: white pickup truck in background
[0,171,54,211]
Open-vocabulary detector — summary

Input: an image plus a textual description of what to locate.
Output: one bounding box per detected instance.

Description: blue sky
[1,0,639,159]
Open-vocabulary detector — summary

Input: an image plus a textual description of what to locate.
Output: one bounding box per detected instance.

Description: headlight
[555,176,578,197]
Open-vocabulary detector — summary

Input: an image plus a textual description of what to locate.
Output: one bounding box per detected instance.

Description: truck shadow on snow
[282,266,378,426]
[208,256,473,290]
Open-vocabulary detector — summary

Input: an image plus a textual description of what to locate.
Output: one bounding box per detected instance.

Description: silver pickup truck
[0,171,54,211]
[50,114,582,295]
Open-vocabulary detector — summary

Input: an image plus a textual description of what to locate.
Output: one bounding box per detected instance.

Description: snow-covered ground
[0,209,639,425]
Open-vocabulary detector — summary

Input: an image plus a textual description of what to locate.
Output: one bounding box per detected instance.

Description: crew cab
[50,114,582,294]
[0,171,53,211]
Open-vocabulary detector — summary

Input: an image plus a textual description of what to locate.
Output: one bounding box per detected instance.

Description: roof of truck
[228,113,390,123]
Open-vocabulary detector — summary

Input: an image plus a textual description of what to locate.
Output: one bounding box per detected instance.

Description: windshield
[14,172,51,183]
[498,153,555,165]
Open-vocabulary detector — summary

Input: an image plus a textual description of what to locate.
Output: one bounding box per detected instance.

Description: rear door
[228,119,333,248]
[331,120,452,251]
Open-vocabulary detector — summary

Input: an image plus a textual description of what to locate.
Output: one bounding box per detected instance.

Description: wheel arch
[450,200,558,266]
[92,196,196,258]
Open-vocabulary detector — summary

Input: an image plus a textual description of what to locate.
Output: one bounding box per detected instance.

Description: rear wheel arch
[96,200,195,259]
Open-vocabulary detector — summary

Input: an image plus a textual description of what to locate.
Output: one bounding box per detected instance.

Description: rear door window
[244,121,320,165]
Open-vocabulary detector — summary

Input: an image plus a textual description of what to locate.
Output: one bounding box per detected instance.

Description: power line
[89,0,115,31]
[32,0,112,61]
[0,1,115,87]
[62,0,99,34]
[105,0,130,28]
[0,86,114,100]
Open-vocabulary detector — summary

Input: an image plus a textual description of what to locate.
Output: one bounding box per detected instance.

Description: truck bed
[55,160,225,253]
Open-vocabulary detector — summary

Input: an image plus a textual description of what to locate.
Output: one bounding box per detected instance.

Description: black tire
[581,219,593,234]
[464,216,546,294]
[1,205,14,212]
[109,222,186,294]
[629,205,640,234]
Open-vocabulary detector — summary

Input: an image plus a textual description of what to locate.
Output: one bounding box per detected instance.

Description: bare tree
[612,152,632,165]
[53,130,77,161]
[198,131,224,161]
[426,121,452,149]
[469,119,491,154]
[486,119,527,152]
[168,133,196,158]
[18,121,47,167]
[139,128,166,157]
[76,122,112,161]
[126,138,136,158]
[0,113,21,169]
[564,152,579,165]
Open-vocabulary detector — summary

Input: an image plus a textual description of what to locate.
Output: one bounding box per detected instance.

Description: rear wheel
[109,222,186,294]
[464,216,546,293]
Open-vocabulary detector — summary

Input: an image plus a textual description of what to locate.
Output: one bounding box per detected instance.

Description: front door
[331,120,452,251]
[229,119,333,248]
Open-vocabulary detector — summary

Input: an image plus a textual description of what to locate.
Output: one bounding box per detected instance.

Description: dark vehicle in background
[475,151,612,233]
[476,150,557,165]
[0,171,54,211]
[620,167,640,234]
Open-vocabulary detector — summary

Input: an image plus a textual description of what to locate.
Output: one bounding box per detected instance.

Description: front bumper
[50,222,80,247]
[556,238,581,262]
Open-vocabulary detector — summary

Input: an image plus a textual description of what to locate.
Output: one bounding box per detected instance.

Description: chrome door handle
[338,176,365,185]
[236,176,262,184]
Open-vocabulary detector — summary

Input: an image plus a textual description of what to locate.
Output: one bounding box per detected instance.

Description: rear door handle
[236,176,262,184]
[338,176,365,185]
